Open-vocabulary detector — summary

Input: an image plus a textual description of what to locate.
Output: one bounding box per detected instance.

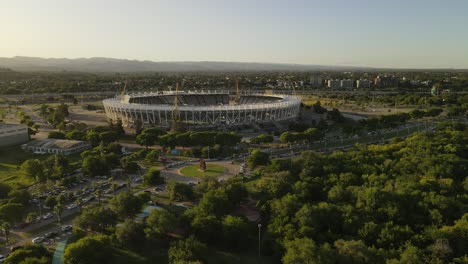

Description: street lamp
[258,223,262,258]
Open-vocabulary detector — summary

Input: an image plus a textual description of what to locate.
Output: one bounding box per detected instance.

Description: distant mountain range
[0,56,376,73]
[0,56,464,72]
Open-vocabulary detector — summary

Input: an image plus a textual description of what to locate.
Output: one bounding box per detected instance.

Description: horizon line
[1,55,467,71]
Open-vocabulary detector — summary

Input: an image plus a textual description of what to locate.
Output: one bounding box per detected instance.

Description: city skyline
[1,0,468,68]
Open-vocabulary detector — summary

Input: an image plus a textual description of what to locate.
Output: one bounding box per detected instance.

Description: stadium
[102,90,301,128]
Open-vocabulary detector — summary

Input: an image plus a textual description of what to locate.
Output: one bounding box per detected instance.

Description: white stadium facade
[102,90,301,128]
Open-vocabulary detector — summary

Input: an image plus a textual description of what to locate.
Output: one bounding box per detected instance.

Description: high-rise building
[310,75,323,87]
[374,75,399,88]
[327,79,341,88]
[356,79,371,88]
[341,79,354,89]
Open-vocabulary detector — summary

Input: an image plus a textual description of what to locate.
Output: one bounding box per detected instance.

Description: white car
[66,203,78,210]
[32,237,44,243]
[0,254,5,263]
[42,213,53,220]
[61,224,73,232]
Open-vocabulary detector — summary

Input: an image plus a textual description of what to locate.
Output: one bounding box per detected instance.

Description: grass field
[179,164,225,177]
[0,145,43,186]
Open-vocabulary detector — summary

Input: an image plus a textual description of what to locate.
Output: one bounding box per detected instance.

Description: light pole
[258,223,262,258]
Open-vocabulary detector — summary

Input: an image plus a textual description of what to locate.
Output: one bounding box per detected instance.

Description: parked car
[66,203,78,210]
[42,213,53,220]
[32,237,44,243]
[153,187,164,192]
[44,231,58,238]
[61,225,73,232]
[0,254,5,263]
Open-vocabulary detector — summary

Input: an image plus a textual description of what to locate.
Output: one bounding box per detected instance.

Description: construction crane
[120,79,128,98]
[290,80,298,97]
[234,79,241,104]
[172,83,180,121]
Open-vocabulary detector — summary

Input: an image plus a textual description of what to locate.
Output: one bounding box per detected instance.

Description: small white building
[0,124,29,147]
[21,139,91,155]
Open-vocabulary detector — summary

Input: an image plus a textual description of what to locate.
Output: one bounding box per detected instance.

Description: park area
[179,164,225,177]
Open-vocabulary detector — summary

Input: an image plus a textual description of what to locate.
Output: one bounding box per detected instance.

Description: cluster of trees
[254,122,468,263]
[359,108,443,131]
[136,128,242,149]
[0,183,36,261]
[15,122,467,263]
[48,120,124,149]
[3,244,52,264]
[20,154,71,182]
[249,134,274,144]
[279,127,322,143]
[64,176,248,263]
[38,103,69,129]
[81,143,121,177]
[16,110,38,135]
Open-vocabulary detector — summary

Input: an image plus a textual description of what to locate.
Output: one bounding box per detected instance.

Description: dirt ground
[68,104,108,127]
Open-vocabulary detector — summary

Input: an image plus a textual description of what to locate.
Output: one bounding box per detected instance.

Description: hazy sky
[1,0,468,68]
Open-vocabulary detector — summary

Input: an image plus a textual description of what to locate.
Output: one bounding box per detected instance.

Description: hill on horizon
[0,56,382,73]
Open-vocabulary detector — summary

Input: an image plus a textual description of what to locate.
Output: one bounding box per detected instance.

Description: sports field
[179,164,225,177]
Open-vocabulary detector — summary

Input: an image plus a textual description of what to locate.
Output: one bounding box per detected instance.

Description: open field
[0,145,44,186]
[179,164,225,177]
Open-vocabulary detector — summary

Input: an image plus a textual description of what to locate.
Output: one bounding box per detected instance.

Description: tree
[145,208,176,238]
[64,235,114,264]
[283,237,320,264]
[167,181,194,201]
[1,222,11,244]
[334,239,371,264]
[221,215,249,250]
[74,206,117,233]
[5,244,52,264]
[45,195,57,209]
[109,191,144,219]
[82,155,108,177]
[20,159,46,182]
[75,198,83,213]
[95,189,102,205]
[145,149,160,162]
[66,130,86,141]
[0,203,25,224]
[99,131,118,145]
[304,127,322,142]
[47,131,65,139]
[86,130,100,147]
[109,119,125,137]
[56,103,69,117]
[143,169,164,186]
[121,157,139,173]
[54,203,63,224]
[115,219,145,250]
[247,149,270,168]
[136,132,157,148]
[0,182,12,199]
[313,101,328,114]
[387,243,424,264]
[168,236,207,264]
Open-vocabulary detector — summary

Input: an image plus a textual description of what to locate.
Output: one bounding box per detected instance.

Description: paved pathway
[52,239,68,264]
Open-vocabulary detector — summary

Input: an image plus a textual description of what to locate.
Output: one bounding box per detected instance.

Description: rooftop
[0,123,27,129]
[23,139,88,150]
